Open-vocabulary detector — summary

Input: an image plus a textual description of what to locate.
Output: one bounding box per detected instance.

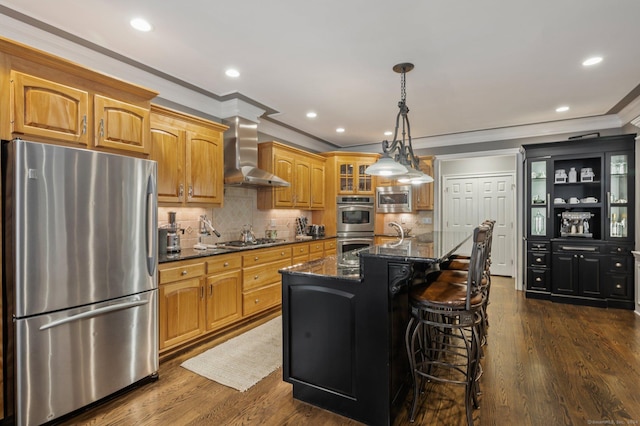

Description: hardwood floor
[60,276,640,426]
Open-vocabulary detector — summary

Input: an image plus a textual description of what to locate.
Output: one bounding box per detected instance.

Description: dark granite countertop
[158,235,336,264]
[280,231,472,280]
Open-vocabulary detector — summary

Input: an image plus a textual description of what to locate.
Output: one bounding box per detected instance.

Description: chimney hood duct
[223,117,290,187]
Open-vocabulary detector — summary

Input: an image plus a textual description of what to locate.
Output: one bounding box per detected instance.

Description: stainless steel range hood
[223,117,290,187]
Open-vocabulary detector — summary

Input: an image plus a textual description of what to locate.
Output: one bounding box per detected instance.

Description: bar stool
[405,225,489,426]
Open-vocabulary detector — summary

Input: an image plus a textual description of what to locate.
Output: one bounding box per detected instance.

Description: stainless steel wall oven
[336,195,375,236]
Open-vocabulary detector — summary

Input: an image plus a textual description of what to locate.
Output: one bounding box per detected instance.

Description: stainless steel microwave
[376,185,413,213]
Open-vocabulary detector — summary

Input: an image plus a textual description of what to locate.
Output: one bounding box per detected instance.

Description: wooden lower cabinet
[205,270,242,331]
[159,276,206,350]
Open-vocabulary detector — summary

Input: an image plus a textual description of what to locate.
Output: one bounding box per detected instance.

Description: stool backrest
[466,224,490,309]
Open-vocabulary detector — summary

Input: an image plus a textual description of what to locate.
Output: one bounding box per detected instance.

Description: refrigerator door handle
[39,298,150,331]
[146,173,157,276]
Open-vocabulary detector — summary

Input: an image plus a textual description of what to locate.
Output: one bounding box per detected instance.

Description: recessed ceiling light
[130,18,152,32]
[306,112,317,118]
[384,131,393,136]
[582,56,603,67]
[225,69,240,78]
[336,127,345,133]
[556,106,570,113]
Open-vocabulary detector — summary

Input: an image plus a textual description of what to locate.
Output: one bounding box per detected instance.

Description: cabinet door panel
[579,256,602,297]
[186,131,223,204]
[552,254,576,295]
[11,71,89,145]
[310,161,325,209]
[94,95,150,154]
[206,270,242,331]
[150,123,185,203]
[295,160,311,207]
[274,155,295,207]
[159,278,205,349]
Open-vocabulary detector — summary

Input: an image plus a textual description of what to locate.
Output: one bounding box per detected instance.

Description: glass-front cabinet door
[528,159,550,237]
[606,151,634,241]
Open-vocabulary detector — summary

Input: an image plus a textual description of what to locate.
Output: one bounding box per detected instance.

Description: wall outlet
[422,217,432,224]
[269,219,277,227]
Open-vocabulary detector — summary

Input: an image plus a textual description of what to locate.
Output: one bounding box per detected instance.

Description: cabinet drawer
[608,256,630,272]
[309,250,324,261]
[324,239,337,251]
[207,254,242,274]
[606,273,631,299]
[243,259,291,292]
[528,241,549,252]
[608,245,633,255]
[292,254,310,265]
[292,244,310,257]
[528,252,548,267]
[159,262,206,284]
[527,268,549,292]
[243,247,292,266]
[309,242,324,254]
[243,282,281,316]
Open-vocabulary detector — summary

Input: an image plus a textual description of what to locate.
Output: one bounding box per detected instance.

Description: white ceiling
[2,0,640,149]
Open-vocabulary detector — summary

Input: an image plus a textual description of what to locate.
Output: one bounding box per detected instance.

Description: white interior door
[443,174,515,277]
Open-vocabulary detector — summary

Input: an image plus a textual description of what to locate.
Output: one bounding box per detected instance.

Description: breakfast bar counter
[279,231,471,426]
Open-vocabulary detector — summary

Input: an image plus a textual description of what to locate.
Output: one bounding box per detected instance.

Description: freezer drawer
[14,291,158,426]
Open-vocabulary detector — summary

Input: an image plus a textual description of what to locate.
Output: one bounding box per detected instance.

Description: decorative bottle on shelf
[568,167,577,183]
[534,211,545,235]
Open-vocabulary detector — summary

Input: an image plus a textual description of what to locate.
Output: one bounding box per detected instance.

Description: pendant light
[365,63,433,184]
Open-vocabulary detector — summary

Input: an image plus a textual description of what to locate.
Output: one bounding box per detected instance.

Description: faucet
[200,215,221,238]
[388,222,404,239]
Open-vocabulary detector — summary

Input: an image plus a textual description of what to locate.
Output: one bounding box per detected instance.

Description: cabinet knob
[615,284,622,289]
[300,248,304,252]
[580,255,584,258]
[255,299,260,304]
[223,262,229,267]
[615,262,623,268]
[617,247,623,252]
[281,251,285,256]
[254,275,259,280]
[254,256,259,261]
[181,270,187,276]
[536,257,542,262]
[535,277,542,282]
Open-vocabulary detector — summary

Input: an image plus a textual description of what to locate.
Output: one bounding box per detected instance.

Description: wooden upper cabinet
[294,158,311,208]
[150,120,186,203]
[93,95,150,155]
[150,105,227,207]
[257,141,326,210]
[186,130,224,205]
[10,71,90,145]
[310,159,325,209]
[415,156,434,210]
[324,153,378,195]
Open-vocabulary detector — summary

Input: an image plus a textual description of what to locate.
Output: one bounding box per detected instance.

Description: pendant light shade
[364,153,409,176]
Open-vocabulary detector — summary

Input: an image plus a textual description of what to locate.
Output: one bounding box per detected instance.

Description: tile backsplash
[158,187,313,249]
[159,187,434,250]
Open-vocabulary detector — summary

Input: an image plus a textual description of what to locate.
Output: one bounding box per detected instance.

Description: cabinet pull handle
[99,118,105,138]
[223,262,229,267]
[546,193,550,218]
[188,185,193,199]
[209,284,213,296]
[82,115,87,135]
[561,246,597,252]
[200,286,204,299]
[615,262,622,267]
[181,270,188,276]
[606,192,611,219]
[179,184,184,200]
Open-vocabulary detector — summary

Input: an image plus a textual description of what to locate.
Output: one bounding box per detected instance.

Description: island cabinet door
[283,282,357,397]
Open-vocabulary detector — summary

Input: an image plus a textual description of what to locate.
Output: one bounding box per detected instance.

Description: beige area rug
[181,316,282,392]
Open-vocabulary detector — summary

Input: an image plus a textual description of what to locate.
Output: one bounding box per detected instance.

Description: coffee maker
[159,211,182,253]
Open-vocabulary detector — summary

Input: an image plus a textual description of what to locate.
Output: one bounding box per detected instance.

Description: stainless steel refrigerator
[2,139,158,426]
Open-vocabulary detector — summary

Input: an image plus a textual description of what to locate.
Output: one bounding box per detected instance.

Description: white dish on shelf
[580,197,598,203]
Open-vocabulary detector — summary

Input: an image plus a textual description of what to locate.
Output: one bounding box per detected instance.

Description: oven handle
[337,205,375,210]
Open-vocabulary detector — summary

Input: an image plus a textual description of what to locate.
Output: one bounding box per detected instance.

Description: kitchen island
[279,232,471,426]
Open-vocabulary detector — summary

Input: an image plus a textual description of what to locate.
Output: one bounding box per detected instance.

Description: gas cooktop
[219,238,285,249]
